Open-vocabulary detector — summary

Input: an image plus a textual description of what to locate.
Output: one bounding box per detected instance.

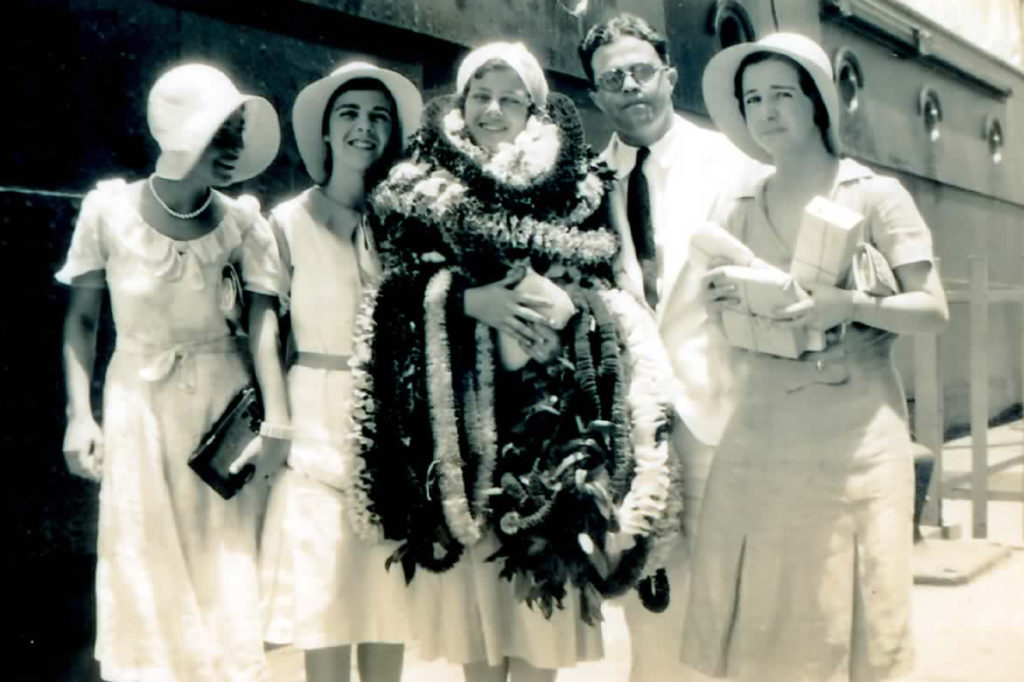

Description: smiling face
[324,87,395,178]
[588,36,677,148]
[191,108,245,187]
[740,57,820,159]
[462,65,531,152]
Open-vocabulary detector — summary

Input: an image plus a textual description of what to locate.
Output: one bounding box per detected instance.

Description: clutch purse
[498,269,577,371]
[188,384,264,500]
[850,242,900,297]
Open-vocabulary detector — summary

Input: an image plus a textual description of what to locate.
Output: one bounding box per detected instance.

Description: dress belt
[115,333,242,387]
[295,351,352,371]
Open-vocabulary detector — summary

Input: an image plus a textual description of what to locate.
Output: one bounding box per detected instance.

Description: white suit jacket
[603,113,759,446]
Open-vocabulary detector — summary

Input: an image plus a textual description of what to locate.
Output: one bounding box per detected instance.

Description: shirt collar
[733,157,874,199]
[605,113,684,177]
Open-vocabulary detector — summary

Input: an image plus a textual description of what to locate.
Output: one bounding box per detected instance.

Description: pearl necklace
[148,175,213,220]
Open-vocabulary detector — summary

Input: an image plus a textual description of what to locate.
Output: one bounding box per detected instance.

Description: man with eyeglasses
[579,13,756,682]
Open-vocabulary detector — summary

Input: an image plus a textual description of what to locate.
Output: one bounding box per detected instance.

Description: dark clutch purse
[189,384,264,500]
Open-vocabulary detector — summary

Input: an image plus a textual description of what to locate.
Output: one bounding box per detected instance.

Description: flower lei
[345,285,384,541]
[483,287,678,621]
[423,269,501,547]
[371,160,616,275]
[348,92,681,609]
[600,289,684,576]
[442,108,560,188]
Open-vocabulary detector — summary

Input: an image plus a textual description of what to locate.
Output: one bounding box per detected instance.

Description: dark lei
[349,92,678,620]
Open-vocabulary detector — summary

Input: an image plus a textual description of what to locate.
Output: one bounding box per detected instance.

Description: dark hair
[578,13,670,85]
[733,52,834,154]
[321,77,404,190]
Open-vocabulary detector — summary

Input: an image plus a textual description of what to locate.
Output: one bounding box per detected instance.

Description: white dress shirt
[603,113,759,445]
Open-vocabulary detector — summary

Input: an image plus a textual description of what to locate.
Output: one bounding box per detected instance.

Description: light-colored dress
[259,187,416,649]
[55,178,282,682]
[409,532,604,668]
[681,160,932,681]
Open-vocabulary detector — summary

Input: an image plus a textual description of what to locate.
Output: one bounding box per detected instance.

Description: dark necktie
[627,146,658,309]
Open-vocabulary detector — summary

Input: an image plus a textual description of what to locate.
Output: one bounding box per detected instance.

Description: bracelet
[259,421,293,440]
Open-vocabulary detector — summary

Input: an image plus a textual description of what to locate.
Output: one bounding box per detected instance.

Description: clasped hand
[702,262,854,331]
[464,269,563,364]
[773,281,855,331]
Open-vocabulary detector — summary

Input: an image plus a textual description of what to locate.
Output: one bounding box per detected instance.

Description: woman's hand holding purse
[228,427,291,483]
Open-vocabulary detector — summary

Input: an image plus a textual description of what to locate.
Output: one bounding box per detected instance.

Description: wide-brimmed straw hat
[147,63,280,182]
[455,41,549,108]
[702,32,841,163]
[292,61,423,185]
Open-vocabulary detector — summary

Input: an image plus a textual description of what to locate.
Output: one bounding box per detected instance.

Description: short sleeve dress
[55,178,283,682]
[680,160,934,681]
[258,187,421,649]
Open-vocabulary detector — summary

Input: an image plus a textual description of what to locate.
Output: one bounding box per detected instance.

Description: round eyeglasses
[594,63,668,93]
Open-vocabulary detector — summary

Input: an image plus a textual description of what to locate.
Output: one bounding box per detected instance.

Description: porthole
[833,48,864,114]
[983,115,1004,164]
[709,1,755,50]
[918,87,942,142]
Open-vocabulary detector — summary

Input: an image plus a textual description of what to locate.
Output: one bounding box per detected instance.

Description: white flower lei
[373,159,616,267]
[442,108,560,188]
[423,269,498,547]
[345,286,385,542]
[599,288,684,575]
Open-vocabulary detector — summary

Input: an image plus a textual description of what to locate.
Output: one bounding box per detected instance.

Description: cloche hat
[702,32,841,163]
[292,61,423,185]
[147,63,280,182]
[456,41,549,108]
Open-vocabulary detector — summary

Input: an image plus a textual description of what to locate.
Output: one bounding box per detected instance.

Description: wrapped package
[498,268,577,371]
[715,264,826,354]
[791,196,863,288]
[721,310,811,360]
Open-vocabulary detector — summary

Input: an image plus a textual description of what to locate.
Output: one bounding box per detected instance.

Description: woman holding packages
[681,33,949,681]
[58,63,282,681]
[349,41,682,682]
[248,62,423,682]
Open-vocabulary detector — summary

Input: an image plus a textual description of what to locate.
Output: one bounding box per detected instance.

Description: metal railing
[916,256,1024,539]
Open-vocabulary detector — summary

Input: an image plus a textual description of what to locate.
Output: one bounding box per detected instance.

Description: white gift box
[791,196,864,288]
[721,310,811,360]
[716,266,826,357]
[497,269,577,371]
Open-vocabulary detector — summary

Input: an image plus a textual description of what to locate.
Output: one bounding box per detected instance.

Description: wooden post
[969,256,989,538]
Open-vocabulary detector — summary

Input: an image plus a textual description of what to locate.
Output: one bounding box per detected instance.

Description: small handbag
[188,384,264,500]
[850,242,900,297]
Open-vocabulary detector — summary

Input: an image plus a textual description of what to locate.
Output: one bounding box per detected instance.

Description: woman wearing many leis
[349,42,681,681]
[56,63,282,681]
[249,62,423,682]
[681,34,949,680]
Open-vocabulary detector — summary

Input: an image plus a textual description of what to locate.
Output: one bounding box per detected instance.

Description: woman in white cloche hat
[245,61,422,682]
[56,62,283,681]
[351,41,682,682]
[681,32,949,681]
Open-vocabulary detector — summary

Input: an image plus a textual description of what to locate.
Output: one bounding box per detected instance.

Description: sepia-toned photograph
[5,1,1023,680]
